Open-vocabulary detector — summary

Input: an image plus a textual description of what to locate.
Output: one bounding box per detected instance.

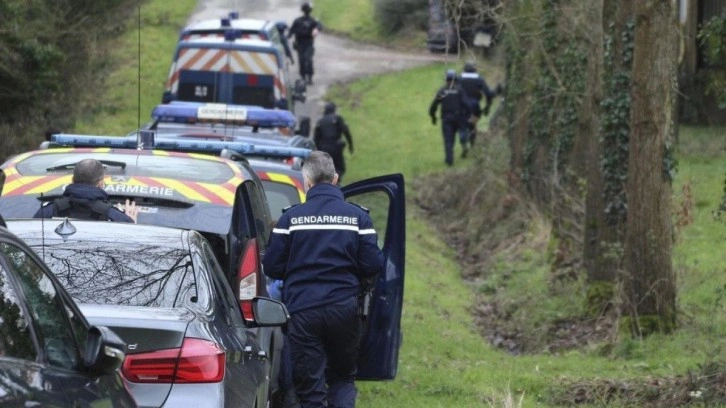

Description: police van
[163,35,303,111]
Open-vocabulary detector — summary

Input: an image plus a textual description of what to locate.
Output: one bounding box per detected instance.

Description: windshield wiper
[46,160,127,172]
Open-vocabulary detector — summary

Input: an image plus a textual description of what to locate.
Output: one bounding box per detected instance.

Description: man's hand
[431,116,437,126]
[122,199,139,224]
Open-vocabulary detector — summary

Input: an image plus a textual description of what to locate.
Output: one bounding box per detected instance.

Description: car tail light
[238,238,260,320]
[122,338,225,384]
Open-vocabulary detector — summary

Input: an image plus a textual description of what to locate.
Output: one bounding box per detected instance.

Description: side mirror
[251,297,290,327]
[84,326,126,375]
[161,91,174,104]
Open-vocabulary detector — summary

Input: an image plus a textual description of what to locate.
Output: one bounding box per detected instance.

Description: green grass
[334,64,726,406]
[73,0,198,135]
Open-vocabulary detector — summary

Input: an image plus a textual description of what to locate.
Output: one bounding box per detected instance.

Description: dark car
[0,225,135,407]
[5,219,289,407]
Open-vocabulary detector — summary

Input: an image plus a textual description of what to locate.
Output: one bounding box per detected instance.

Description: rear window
[33,241,210,311]
[15,153,234,184]
[262,180,301,220]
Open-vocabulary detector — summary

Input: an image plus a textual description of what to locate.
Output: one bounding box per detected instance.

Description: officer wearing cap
[289,2,322,85]
[263,151,384,408]
[313,102,353,185]
[429,69,471,165]
[459,61,495,146]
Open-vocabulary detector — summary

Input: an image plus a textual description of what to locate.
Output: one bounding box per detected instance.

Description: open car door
[342,174,405,380]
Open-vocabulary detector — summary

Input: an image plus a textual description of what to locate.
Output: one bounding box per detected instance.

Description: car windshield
[15,152,234,184]
[35,241,209,311]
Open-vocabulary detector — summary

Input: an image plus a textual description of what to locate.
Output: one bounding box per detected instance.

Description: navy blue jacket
[429,83,471,120]
[263,183,384,314]
[34,183,133,222]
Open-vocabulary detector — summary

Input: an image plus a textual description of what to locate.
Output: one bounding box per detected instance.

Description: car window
[196,240,245,327]
[261,180,301,220]
[0,243,79,369]
[15,153,235,183]
[37,241,211,312]
[245,181,271,251]
[0,261,37,360]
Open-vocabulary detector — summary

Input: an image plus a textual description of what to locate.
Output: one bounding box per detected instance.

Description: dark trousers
[320,145,346,182]
[441,115,466,165]
[288,298,361,408]
[296,42,315,78]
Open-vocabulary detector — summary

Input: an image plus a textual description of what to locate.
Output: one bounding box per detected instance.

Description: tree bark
[623,0,678,335]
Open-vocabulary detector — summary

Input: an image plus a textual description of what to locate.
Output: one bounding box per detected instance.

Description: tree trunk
[622,0,678,335]
[583,0,631,310]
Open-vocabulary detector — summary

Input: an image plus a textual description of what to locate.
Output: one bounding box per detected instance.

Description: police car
[142,101,315,152]
[0,136,408,382]
[179,14,286,53]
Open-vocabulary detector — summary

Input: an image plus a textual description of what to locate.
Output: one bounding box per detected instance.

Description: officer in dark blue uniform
[263,151,384,408]
[459,61,495,146]
[288,2,322,85]
[429,69,471,165]
[276,21,295,65]
[314,102,353,185]
[34,159,137,222]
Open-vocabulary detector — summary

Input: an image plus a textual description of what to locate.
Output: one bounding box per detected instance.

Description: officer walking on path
[314,102,353,184]
[263,151,385,408]
[458,61,495,146]
[429,69,471,166]
[276,21,296,65]
[288,2,322,85]
[34,158,138,222]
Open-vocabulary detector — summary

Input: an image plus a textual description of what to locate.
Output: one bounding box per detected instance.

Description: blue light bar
[51,134,137,148]
[49,134,312,159]
[152,102,296,128]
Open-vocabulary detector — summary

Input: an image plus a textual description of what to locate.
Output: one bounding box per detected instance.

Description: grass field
[78,0,726,406]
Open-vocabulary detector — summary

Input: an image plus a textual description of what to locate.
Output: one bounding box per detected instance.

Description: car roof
[5,219,192,248]
[183,18,272,32]
[0,148,255,234]
[179,37,277,49]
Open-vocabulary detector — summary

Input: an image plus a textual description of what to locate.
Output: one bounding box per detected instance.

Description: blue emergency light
[152,102,296,128]
[49,134,312,159]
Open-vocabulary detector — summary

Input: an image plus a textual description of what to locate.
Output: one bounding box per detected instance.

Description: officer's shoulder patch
[349,202,370,213]
[282,203,300,213]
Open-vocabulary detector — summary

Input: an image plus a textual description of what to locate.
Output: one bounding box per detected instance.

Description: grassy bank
[333,63,726,406]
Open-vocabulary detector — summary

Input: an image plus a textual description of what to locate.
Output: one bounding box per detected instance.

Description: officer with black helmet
[313,102,353,184]
[429,69,471,165]
[459,61,495,146]
[289,2,322,85]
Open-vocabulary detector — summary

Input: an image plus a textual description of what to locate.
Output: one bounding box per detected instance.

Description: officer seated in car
[34,158,138,223]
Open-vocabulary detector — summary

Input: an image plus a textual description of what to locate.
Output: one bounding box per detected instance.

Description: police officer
[429,69,471,166]
[314,102,353,184]
[263,151,384,408]
[459,61,495,146]
[276,21,295,65]
[34,158,138,222]
[289,2,321,85]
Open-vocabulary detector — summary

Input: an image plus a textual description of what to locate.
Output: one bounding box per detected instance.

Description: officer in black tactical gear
[314,102,353,184]
[429,69,471,166]
[459,61,495,146]
[34,159,138,222]
[276,21,295,65]
[288,2,321,85]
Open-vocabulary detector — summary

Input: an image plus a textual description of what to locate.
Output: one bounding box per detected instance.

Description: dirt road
[188,0,446,124]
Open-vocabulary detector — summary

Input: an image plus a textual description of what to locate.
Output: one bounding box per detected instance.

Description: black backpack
[52,197,114,221]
